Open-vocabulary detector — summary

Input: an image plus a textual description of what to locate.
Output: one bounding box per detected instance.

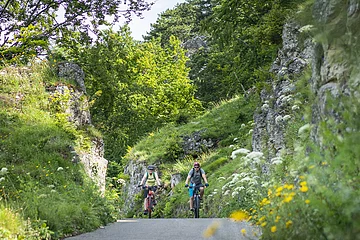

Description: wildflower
[231,148,250,159]
[0,168,8,175]
[241,229,246,235]
[268,189,273,197]
[275,216,281,223]
[286,220,293,228]
[261,222,267,227]
[276,186,283,193]
[230,210,249,221]
[260,198,270,206]
[292,105,300,110]
[283,115,291,121]
[0,177,5,182]
[275,115,283,124]
[300,181,308,192]
[57,167,64,171]
[271,226,277,233]
[305,199,310,204]
[261,104,269,111]
[202,221,220,238]
[259,216,266,222]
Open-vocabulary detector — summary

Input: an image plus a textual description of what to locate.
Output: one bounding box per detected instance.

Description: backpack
[191,168,204,179]
[145,171,157,180]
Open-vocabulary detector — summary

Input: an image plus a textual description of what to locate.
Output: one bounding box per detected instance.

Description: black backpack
[191,168,204,179]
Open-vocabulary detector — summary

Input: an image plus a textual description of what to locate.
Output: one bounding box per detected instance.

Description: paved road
[65,218,261,240]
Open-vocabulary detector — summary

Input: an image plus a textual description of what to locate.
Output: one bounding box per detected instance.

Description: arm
[202,173,208,186]
[155,172,161,186]
[139,173,147,186]
[185,175,191,185]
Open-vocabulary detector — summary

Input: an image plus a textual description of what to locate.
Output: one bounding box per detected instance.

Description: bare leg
[190,197,194,209]
[143,198,147,210]
[200,187,204,198]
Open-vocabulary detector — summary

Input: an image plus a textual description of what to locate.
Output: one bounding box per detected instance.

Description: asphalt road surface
[65,218,261,240]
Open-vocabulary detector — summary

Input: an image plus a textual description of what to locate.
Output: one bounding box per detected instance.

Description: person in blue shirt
[185,162,209,211]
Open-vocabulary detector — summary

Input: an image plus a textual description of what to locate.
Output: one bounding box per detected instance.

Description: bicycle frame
[190,185,201,218]
[144,186,157,218]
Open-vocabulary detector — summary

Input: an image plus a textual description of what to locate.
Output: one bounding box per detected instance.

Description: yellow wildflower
[230,210,249,221]
[305,199,310,204]
[300,181,307,186]
[275,216,281,223]
[241,229,246,235]
[202,221,220,238]
[261,222,267,227]
[283,195,293,203]
[300,185,308,192]
[300,181,308,192]
[271,226,277,233]
[276,186,284,193]
[286,220,293,228]
[261,198,270,206]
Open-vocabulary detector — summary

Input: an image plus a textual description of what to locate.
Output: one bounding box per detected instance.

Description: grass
[0,61,115,239]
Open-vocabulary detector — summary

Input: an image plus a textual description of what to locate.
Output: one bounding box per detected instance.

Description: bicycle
[140,185,158,218]
[188,184,202,218]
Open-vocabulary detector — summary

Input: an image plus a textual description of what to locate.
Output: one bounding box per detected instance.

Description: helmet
[147,165,155,170]
[193,162,200,167]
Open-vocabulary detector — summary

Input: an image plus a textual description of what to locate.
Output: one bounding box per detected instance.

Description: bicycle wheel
[148,197,153,219]
[194,196,200,218]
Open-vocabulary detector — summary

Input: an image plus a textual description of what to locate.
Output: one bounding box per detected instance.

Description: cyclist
[185,162,209,211]
[139,165,161,215]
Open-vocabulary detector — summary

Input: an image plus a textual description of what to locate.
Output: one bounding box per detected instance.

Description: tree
[78,27,202,162]
[0,0,153,63]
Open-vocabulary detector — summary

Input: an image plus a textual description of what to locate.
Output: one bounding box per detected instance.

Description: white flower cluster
[117,178,126,185]
[0,167,8,175]
[271,156,283,165]
[299,25,314,33]
[221,171,259,199]
[243,151,264,166]
[261,103,269,111]
[231,148,250,159]
[298,123,311,139]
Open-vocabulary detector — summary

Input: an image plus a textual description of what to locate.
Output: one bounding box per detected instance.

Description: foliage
[0,0,153,64]
[0,62,115,239]
[76,26,202,163]
[144,0,213,45]
[145,0,301,106]
[127,94,259,165]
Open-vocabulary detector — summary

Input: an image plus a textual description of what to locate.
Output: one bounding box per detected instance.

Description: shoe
[153,200,157,205]
[199,197,203,201]
[190,208,194,212]
[143,210,148,215]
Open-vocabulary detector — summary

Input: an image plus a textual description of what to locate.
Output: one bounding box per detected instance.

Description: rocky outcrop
[252,0,360,165]
[122,161,146,213]
[252,21,313,162]
[49,62,108,195]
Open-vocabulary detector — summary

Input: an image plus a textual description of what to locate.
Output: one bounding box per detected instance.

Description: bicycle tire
[194,195,200,218]
[147,197,153,219]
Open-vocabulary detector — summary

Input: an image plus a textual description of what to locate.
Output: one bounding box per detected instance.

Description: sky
[128,0,186,40]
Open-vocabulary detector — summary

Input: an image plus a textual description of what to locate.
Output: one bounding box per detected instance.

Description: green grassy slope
[0,63,115,239]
